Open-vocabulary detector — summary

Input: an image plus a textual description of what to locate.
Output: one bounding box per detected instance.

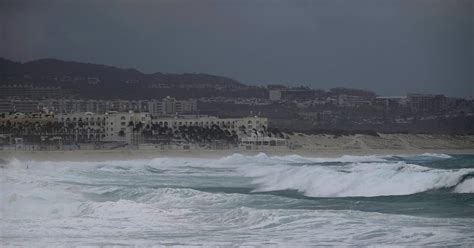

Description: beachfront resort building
[103,111,152,142]
[151,115,267,132]
[54,111,152,143]
[0,111,285,150]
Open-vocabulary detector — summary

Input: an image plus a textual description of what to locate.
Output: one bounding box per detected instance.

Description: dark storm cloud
[0,0,472,96]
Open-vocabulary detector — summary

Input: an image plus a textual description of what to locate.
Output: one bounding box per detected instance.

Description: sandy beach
[2,134,473,162]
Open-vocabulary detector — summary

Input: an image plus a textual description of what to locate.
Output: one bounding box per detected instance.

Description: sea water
[1,153,473,246]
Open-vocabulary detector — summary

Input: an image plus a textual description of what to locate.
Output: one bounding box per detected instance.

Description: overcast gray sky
[1,0,472,97]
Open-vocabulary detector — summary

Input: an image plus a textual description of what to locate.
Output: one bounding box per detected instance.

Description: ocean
[1,153,474,246]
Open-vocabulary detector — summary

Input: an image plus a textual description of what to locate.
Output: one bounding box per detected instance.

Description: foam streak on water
[1,153,473,246]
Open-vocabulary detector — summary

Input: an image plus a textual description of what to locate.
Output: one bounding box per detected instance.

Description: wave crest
[454,178,474,193]
[242,162,473,197]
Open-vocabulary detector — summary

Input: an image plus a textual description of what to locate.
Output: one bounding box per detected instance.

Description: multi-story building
[268,88,316,101]
[0,98,197,115]
[0,84,62,99]
[0,99,12,113]
[1,110,272,148]
[0,85,32,99]
[103,112,152,143]
[148,97,197,116]
[53,111,152,143]
[85,100,107,113]
[269,90,283,101]
[175,98,197,113]
[374,96,408,109]
[147,99,164,116]
[337,95,374,107]
[11,99,41,113]
[55,112,106,127]
[408,94,447,113]
[54,112,107,142]
[152,115,267,133]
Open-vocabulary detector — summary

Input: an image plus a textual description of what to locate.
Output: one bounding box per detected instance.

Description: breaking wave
[2,153,474,247]
[236,159,473,197]
[2,152,468,199]
[220,152,387,165]
[455,178,474,193]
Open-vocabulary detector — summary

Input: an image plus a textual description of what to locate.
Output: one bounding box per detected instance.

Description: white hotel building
[54,111,151,143]
[151,115,268,132]
[53,111,269,144]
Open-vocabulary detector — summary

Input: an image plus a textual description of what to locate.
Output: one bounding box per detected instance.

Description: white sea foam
[2,157,25,170]
[420,153,452,159]
[2,155,474,247]
[241,162,474,197]
[220,152,387,165]
[219,152,454,165]
[393,153,453,160]
[454,178,474,193]
[3,189,473,247]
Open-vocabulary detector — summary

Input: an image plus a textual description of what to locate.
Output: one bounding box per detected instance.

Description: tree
[134,122,143,131]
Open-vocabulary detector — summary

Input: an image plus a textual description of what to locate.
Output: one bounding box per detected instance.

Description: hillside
[0,58,251,99]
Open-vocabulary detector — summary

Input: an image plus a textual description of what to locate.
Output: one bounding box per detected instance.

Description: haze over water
[2,153,474,246]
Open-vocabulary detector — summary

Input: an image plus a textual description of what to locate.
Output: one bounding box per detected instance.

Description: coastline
[2,147,474,162]
[2,133,473,162]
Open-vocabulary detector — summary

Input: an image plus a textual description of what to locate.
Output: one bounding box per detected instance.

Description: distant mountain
[0,58,257,99]
[0,57,243,86]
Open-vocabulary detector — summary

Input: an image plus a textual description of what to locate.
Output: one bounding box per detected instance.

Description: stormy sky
[0,0,472,97]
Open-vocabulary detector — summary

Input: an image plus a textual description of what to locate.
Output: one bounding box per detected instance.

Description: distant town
[1,58,473,151]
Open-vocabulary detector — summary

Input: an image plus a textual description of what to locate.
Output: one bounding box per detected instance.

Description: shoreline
[2,148,474,162]
[2,134,473,162]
